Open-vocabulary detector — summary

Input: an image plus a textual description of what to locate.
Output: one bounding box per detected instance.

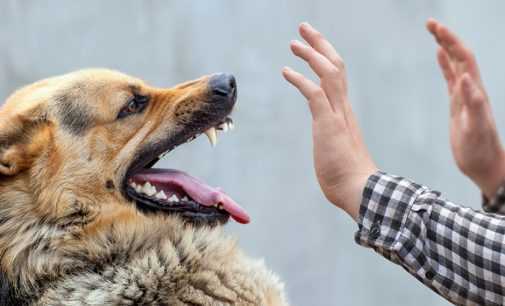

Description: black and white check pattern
[355,171,505,306]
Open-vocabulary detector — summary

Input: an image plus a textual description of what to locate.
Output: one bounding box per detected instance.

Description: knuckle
[331,56,345,68]
[309,88,325,99]
[339,59,346,69]
[470,93,486,106]
[313,30,324,40]
[327,66,341,78]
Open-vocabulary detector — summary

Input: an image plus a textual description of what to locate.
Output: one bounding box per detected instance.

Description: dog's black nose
[209,73,236,98]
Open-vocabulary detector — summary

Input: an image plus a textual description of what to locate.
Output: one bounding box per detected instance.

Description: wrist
[476,151,505,199]
[329,171,375,221]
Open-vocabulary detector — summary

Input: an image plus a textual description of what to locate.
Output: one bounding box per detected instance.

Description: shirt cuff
[482,181,505,214]
[354,171,429,253]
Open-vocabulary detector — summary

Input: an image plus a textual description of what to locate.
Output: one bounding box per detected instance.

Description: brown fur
[0,69,288,305]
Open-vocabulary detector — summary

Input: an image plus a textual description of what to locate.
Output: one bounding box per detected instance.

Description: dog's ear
[0,105,50,176]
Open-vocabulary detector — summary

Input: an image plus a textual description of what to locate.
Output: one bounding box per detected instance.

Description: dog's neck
[0,271,29,305]
[0,175,97,300]
[0,188,46,304]
[0,184,197,303]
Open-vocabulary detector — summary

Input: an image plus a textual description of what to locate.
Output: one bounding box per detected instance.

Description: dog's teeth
[228,121,234,130]
[182,196,189,201]
[168,194,179,202]
[155,190,167,200]
[217,203,224,210]
[142,182,157,196]
[204,127,218,147]
[218,122,229,132]
[130,182,140,192]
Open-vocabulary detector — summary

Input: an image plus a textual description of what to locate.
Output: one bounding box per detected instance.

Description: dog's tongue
[131,169,250,224]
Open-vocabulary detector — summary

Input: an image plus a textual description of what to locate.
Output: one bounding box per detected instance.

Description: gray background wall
[1,1,504,305]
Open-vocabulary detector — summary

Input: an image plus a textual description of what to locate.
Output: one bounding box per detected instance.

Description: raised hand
[427,19,505,198]
[282,23,377,220]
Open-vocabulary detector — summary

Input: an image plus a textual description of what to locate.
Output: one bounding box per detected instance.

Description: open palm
[427,19,505,198]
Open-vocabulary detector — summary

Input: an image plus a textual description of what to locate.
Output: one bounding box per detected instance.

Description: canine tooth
[155,190,167,200]
[217,204,224,210]
[182,196,189,201]
[134,184,142,193]
[218,122,229,132]
[228,121,234,130]
[204,127,218,147]
[130,182,138,188]
[140,184,149,194]
[142,182,157,196]
[168,194,179,202]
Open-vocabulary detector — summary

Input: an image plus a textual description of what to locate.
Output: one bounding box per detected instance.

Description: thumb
[460,73,487,109]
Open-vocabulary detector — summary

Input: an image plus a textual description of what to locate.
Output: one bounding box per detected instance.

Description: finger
[290,39,343,109]
[437,48,456,92]
[290,40,341,82]
[426,19,466,61]
[450,77,465,118]
[427,20,482,82]
[426,18,438,35]
[427,18,445,46]
[460,73,487,109]
[426,19,465,60]
[291,36,365,149]
[298,22,345,69]
[436,25,472,62]
[290,39,346,112]
[282,67,333,118]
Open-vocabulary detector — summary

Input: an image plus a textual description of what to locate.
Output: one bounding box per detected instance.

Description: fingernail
[300,21,311,29]
[290,39,302,47]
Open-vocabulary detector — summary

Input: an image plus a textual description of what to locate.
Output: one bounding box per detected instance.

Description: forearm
[356,171,505,306]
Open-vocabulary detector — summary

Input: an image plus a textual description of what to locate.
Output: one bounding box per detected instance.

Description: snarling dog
[0,69,287,305]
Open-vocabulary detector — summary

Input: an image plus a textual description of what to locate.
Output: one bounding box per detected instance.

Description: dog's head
[0,69,249,230]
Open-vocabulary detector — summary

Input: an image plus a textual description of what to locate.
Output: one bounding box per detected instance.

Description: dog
[0,69,288,305]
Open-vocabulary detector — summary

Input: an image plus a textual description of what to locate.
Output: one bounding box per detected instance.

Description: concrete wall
[1,1,505,305]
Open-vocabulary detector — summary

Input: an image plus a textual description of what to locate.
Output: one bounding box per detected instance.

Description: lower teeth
[129,183,227,212]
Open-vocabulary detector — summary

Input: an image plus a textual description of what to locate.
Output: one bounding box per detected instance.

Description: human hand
[427,19,505,198]
[282,23,377,220]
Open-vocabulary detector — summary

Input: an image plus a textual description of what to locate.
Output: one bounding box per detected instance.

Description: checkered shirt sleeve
[355,171,505,306]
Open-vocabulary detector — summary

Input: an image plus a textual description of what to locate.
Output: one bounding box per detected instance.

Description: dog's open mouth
[125,118,249,225]
[123,74,249,225]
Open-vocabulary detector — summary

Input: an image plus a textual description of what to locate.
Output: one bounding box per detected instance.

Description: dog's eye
[118,95,149,119]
